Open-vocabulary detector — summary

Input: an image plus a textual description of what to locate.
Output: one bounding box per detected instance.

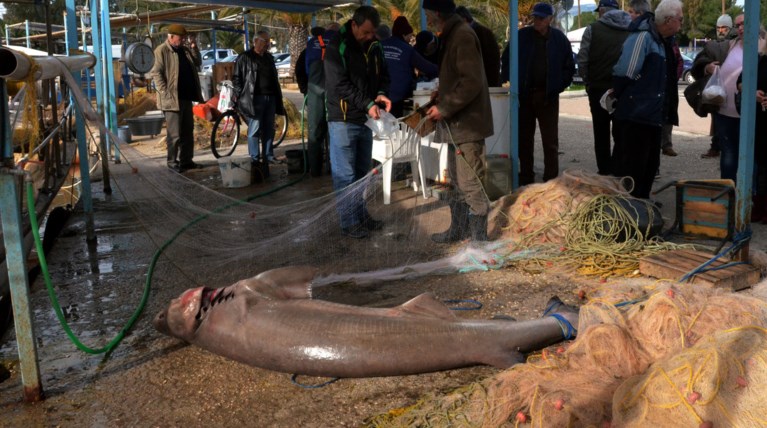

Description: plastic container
[483,154,512,201]
[217,156,252,188]
[117,125,131,144]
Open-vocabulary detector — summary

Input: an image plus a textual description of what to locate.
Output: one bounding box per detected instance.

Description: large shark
[153,266,578,377]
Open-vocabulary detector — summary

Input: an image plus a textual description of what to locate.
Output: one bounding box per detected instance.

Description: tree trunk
[288,25,308,79]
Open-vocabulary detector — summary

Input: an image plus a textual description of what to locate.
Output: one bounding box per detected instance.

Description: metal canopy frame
[149,0,360,14]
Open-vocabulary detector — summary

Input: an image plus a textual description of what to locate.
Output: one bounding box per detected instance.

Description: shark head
[154,286,225,341]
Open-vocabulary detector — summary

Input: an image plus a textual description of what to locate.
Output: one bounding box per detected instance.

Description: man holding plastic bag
[325,5,391,239]
[691,14,745,181]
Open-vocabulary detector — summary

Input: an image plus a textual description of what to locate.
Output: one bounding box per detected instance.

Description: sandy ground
[1,87,766,426]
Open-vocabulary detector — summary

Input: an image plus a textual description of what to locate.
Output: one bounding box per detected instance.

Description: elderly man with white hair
[610,0,684,199]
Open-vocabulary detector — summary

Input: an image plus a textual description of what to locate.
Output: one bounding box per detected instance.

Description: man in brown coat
[424,0,494,242]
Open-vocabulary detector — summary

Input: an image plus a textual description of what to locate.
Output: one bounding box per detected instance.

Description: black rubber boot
[431,201,469,243]
[468,214,488,242]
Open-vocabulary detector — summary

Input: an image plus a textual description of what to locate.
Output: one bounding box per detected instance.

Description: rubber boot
[431,201,469,243]
[469,214,488,242]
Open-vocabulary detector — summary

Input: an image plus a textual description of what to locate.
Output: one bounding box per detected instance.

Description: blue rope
[550,313,577,340]
[678,230,752,283]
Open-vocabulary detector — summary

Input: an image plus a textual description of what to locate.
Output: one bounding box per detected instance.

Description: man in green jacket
[151,24,203,172]
[424,0,493,242]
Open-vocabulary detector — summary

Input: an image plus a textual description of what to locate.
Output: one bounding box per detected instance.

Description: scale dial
[126,42,155,74]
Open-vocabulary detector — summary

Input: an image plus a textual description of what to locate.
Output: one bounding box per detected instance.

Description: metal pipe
[0,47,95,81]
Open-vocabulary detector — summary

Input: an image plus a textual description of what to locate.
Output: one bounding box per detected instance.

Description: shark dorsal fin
[398,293,456,320]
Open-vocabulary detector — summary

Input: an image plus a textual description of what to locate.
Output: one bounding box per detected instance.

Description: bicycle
[210,81,289,158]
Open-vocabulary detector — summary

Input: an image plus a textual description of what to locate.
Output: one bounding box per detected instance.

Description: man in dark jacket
[611,0,683,199]
[455,6,501,87]
[576,0,631,175]
[233,30,285,166]
[151,24,203,172]
[304,24,338,176]
[511,2,575,185]
[325,6,391,239]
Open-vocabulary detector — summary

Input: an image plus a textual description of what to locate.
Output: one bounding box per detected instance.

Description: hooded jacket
[151,40,203,111]
[324,21,390,124]
[577,9,632,93]
[434,14,493,144]
[612,13,668,126]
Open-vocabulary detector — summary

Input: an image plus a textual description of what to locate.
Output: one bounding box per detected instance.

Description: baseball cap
[598,0,619,9]
[422,0,456,14]
[531,3,554,18]
[166,24,187,36]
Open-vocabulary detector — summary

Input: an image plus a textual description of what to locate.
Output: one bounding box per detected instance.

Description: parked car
[681,53,695,84]
[201,54,238,75]
[275,54,291,78]
[273,52,289,63]
[200,48,237,68]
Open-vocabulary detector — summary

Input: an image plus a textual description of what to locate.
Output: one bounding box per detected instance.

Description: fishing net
[367,283,767,427]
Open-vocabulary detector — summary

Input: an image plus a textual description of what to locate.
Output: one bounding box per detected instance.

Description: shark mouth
[195,287,235,321]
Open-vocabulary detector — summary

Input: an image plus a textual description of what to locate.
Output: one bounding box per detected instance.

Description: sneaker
[341,224,369,239]
[662,147,678,156]
[701,148,720,158]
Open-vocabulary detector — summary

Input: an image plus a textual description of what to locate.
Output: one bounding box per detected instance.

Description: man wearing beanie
[576,0,631,175]
[151,24,203,172]
[699,14,734,159]
[381,15,438,117]
[455,5,501,87]
[423,0,493,243]
[325,6,391,239]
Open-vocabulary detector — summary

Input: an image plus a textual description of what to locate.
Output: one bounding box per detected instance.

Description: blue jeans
[713,113,740,182]
[328,121,373,229]
[245,95,277,162]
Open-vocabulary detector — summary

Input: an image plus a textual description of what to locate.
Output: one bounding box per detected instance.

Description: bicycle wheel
[273,112,288,148]
[211,110,240,158]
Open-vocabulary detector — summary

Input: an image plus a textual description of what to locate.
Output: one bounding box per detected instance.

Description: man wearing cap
[691,14,745,181]
[514,2,575,185]
[423,0,493,243]
[576,0,631,176]
[611,0,684,199]
[233,30,285,170]
[324,5,391,239]
[151,24,203,172]
[455,6,501,87]
[380,15,438,117]
[699,14,734,159]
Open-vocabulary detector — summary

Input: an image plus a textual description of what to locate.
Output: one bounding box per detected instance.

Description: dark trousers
[587,89,618,175]
[306,91,328,176]
[164,99,195,166]
[519,90,560,185]
[613,120,661,199]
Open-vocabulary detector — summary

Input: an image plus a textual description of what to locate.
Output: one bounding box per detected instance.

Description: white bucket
[217,156,252,188]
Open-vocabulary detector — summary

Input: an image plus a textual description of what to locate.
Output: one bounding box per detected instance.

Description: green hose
[27,95,311,354]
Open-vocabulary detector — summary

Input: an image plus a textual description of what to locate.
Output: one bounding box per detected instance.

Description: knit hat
[392,16,414,38]
[166,24,187,36]
[376,24,392,41]
[716,14,733,28]
[597,0,619,9]
[422,0,456,14]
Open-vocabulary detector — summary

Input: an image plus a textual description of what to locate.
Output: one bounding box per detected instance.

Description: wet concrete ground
[1,89,766,425]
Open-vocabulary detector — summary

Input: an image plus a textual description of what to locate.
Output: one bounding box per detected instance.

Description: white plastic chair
[372,122,429,205]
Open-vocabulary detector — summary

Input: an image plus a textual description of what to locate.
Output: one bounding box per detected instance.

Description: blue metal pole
[311,12,317,28]
[5,26,9,46]
[243,11,250,51]
[0,80,42,402]
[211,11,218,59]
[737,1,760,241]
[101,0,119,163]
[25,20,30,48]
[65,0,95,242]
[509,1,519,189]
[420,0,426,31]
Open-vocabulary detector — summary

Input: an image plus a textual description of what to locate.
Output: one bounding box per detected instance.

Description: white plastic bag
[702,65,726,106]
[365,110,399,138]
[217,80,234,112]
[600,89,616,114]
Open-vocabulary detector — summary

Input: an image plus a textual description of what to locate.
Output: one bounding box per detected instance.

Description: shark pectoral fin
[484,351,525,369]
[245,266,319,300]
[398,293,457,320]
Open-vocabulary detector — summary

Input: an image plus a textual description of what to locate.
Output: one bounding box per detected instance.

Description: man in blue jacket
[512,3,574,185]
[611,0,683,199]
[325,6,391,239]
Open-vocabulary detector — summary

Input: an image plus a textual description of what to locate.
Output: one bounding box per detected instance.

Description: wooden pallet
[639,249,760,291]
